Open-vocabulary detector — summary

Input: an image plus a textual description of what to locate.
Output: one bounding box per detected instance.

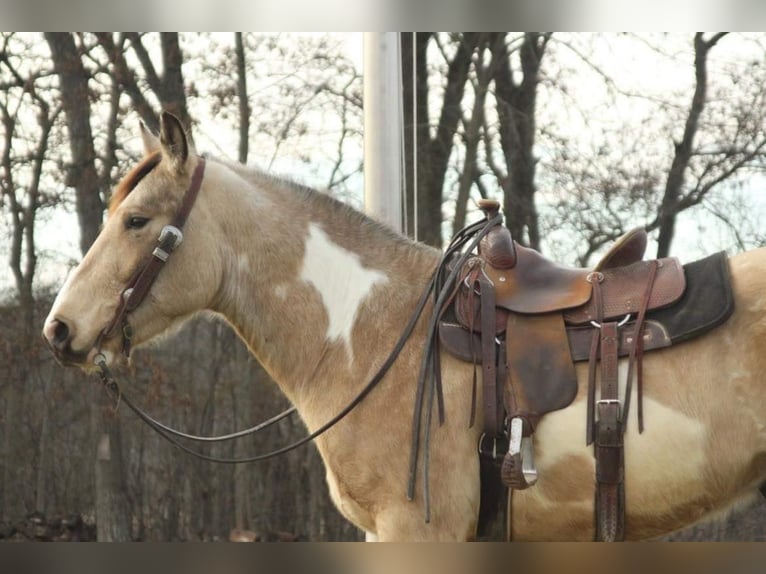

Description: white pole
[363,32,403,233]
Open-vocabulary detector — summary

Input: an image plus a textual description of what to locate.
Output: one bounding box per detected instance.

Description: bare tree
[0,32,60,522]
[96,32,193,137]
[539,33,766,264]
[654,33,728,257]
[411,33,481,247]
[45,32,131,542]
[488,33,552,250]
[452,37,492,234]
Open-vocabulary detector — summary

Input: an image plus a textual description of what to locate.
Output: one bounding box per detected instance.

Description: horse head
[43,112,223,370]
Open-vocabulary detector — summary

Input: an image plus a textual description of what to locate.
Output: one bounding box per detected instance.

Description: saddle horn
[477,199,517,270]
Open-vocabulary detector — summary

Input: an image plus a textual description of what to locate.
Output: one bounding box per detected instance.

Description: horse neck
[206,162,440,414]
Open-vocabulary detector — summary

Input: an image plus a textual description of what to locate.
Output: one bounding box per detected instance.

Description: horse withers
[43,112,766,540]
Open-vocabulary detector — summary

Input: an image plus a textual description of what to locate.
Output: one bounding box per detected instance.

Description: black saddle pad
[648,250,733,344]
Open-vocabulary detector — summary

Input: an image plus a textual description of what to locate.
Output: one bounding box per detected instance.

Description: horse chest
[323,464,377,533]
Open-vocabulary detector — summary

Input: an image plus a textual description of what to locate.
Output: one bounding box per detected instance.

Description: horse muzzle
[42,317,101,368]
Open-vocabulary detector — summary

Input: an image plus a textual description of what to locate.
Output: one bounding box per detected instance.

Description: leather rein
[93,156,500,465]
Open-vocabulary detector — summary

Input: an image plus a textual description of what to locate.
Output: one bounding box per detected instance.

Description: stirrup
[501,417,538,489]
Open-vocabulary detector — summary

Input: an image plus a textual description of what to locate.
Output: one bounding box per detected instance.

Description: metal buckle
[478,433,507,461]
[589,314,631,329]
[153,226,184,261]
[596,398,621,419]
[122,287,134,302]
[152,247,171,262]
[158,225,184,250]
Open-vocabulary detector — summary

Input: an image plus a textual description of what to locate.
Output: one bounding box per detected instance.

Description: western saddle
[437,199,688,541]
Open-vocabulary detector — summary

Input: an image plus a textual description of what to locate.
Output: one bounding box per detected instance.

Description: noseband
[95,157,206,357]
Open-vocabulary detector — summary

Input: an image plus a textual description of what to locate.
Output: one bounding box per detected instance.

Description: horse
[43,112,766,541]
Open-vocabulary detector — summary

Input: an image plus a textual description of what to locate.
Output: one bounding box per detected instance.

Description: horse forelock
[108,151,162,216]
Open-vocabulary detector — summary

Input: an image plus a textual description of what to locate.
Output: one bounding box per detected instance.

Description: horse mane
[109,152,433,256]
[109,151,162,216]
[220,158,426,252]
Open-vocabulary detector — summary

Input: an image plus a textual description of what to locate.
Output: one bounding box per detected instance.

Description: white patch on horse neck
[274,284,288,300]
[299,223,388,358]
[237,254,250,274]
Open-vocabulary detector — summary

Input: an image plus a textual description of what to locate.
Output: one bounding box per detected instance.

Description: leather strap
[98,157,206,356]
[594,320,625,541]
[585,272,604,446]
[622,259,659,433]
[171,156,206,229]
[407,211,504,523]
[479,270,501,439]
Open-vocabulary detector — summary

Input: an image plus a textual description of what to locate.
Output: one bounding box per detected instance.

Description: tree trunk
[159,33,193,138]
[454,38,490,234]
[44,33,104,253]
[414,32,435,244]
[655,33,727,257]
[418,33,480,248]
[490,33,549,250]
[45,32,132,541]
[93,407,132,541]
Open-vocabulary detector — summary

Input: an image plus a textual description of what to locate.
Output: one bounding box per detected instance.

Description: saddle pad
[439,251,733,363]
[569,251,733,359]
[645,250,733,344]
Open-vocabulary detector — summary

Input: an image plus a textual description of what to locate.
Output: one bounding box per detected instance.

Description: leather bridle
[95,157,206,358]
[92,154,305,457]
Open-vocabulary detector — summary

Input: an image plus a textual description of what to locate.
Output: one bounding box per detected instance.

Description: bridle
[91,151,501,499]
[94,156,207,358]
[93,154,307,461]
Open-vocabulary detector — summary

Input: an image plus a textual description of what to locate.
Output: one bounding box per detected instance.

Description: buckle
[158,225,184,250]
[590,314,631,329]
[478,433,508,461]
[596,398,621,419]
[153,226,184,262]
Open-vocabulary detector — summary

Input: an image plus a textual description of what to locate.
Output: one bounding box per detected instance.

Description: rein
[94,267,435,463]
[92,155,500,467]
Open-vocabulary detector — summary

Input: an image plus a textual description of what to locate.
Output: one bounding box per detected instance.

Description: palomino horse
[43,113,766,541]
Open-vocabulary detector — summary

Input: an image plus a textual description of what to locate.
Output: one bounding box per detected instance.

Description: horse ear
[139,120,161,155]
[159,111,189,170]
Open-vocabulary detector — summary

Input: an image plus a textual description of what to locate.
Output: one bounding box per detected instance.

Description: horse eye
[126,216,150,230]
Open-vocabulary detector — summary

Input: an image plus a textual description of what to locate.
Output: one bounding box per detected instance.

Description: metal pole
[363,32,403,233]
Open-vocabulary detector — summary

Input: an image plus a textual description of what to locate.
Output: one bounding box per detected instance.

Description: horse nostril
[53,320,70,345]
[45,318,72,350]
